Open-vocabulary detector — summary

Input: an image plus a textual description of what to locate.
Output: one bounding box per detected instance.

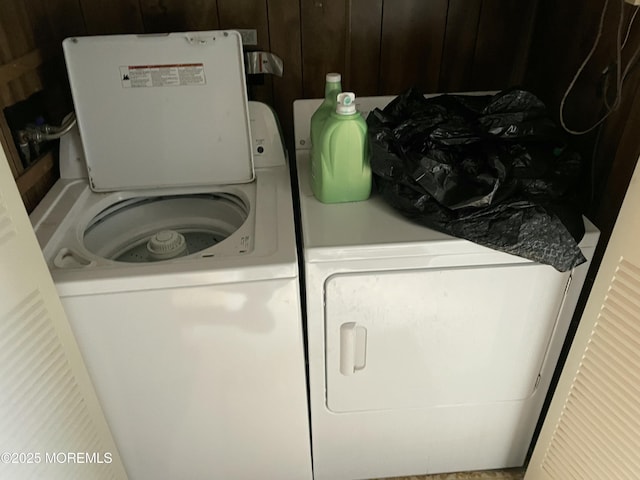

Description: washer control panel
[249,101,286,168]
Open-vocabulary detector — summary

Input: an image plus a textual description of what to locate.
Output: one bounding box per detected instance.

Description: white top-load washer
[30,31,312,480]
[293,97,599,480]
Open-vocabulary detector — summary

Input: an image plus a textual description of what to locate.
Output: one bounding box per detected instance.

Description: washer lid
[63,31,254,192]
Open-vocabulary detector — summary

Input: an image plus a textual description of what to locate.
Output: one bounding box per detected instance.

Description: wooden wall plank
[218,0,270,39]
[301,0,347,98]
[0,0,45,179]
[471,0,539,90]
[0,50,43,88]
[15,151,55,193]
[217,0,273,105]
[0,76,42,105]
[267,0,303,150]
[522,0,640,320]
[589,26,640,219]
[140,0,219,33]
[27,0,86,56]
[379,0,448,95]
[24,0,85,121]
[80,0,144,34]
[524,0,618,124]
[0,113,21,178]
[525,0,640,230]
[591,8,640,237]
[594,82,640,240]
[26,162,56,212]
[0,1,39,103]
[12,2,42,98]
[524,0,615,216]
[439,0,482,92]
[347,0,382,96]
[2,2,36,54]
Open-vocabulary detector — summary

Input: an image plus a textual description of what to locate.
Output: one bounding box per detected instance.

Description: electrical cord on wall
[589,122,605,207]
[559,0,640,135]
[622,3,639,46]
[604,3,640,110]
[620,12,640,80]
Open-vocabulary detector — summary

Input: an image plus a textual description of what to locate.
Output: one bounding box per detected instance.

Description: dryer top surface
[295,150,599,262]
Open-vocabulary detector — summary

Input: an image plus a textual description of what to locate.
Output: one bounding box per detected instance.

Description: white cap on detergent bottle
[336,92,357,115]
[326,72,341,83]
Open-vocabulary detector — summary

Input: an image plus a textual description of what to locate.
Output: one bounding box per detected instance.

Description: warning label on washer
[120,63,206,88]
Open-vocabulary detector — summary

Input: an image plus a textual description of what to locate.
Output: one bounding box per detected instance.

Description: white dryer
[29,32,312,480]
[293,97,599,480]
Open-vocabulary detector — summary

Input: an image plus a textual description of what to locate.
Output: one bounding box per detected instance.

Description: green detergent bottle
[310,73,342,196]
[315,92,372,204]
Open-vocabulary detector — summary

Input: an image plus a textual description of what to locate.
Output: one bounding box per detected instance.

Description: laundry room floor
[371,468,525,480]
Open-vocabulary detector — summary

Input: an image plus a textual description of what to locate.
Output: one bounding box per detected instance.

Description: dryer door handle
[339,322,367,376]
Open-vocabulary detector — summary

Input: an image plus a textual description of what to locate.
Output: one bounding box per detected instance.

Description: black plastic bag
[367,88,586,272]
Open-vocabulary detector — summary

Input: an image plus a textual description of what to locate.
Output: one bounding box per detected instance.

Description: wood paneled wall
[0,0,541,212]
[300,0,538,97]
[2,0,639,254]
[526,0,640,265]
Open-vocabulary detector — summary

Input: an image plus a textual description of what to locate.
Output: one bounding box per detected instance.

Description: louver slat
[0,291,118,480]
[0,191,16,246]
[540,257,640,479]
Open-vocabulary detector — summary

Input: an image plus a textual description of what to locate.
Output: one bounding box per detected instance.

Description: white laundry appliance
[29,31,312,480]
[293,97,599,480]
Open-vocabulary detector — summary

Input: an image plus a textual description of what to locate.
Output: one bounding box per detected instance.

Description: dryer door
[324,263,570,413]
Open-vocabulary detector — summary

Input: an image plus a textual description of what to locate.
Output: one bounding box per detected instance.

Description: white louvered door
[525,158,640,479]
[0,151,129,479]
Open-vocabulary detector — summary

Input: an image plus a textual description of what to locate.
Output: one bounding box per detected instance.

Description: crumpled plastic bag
[367,87,586,272]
